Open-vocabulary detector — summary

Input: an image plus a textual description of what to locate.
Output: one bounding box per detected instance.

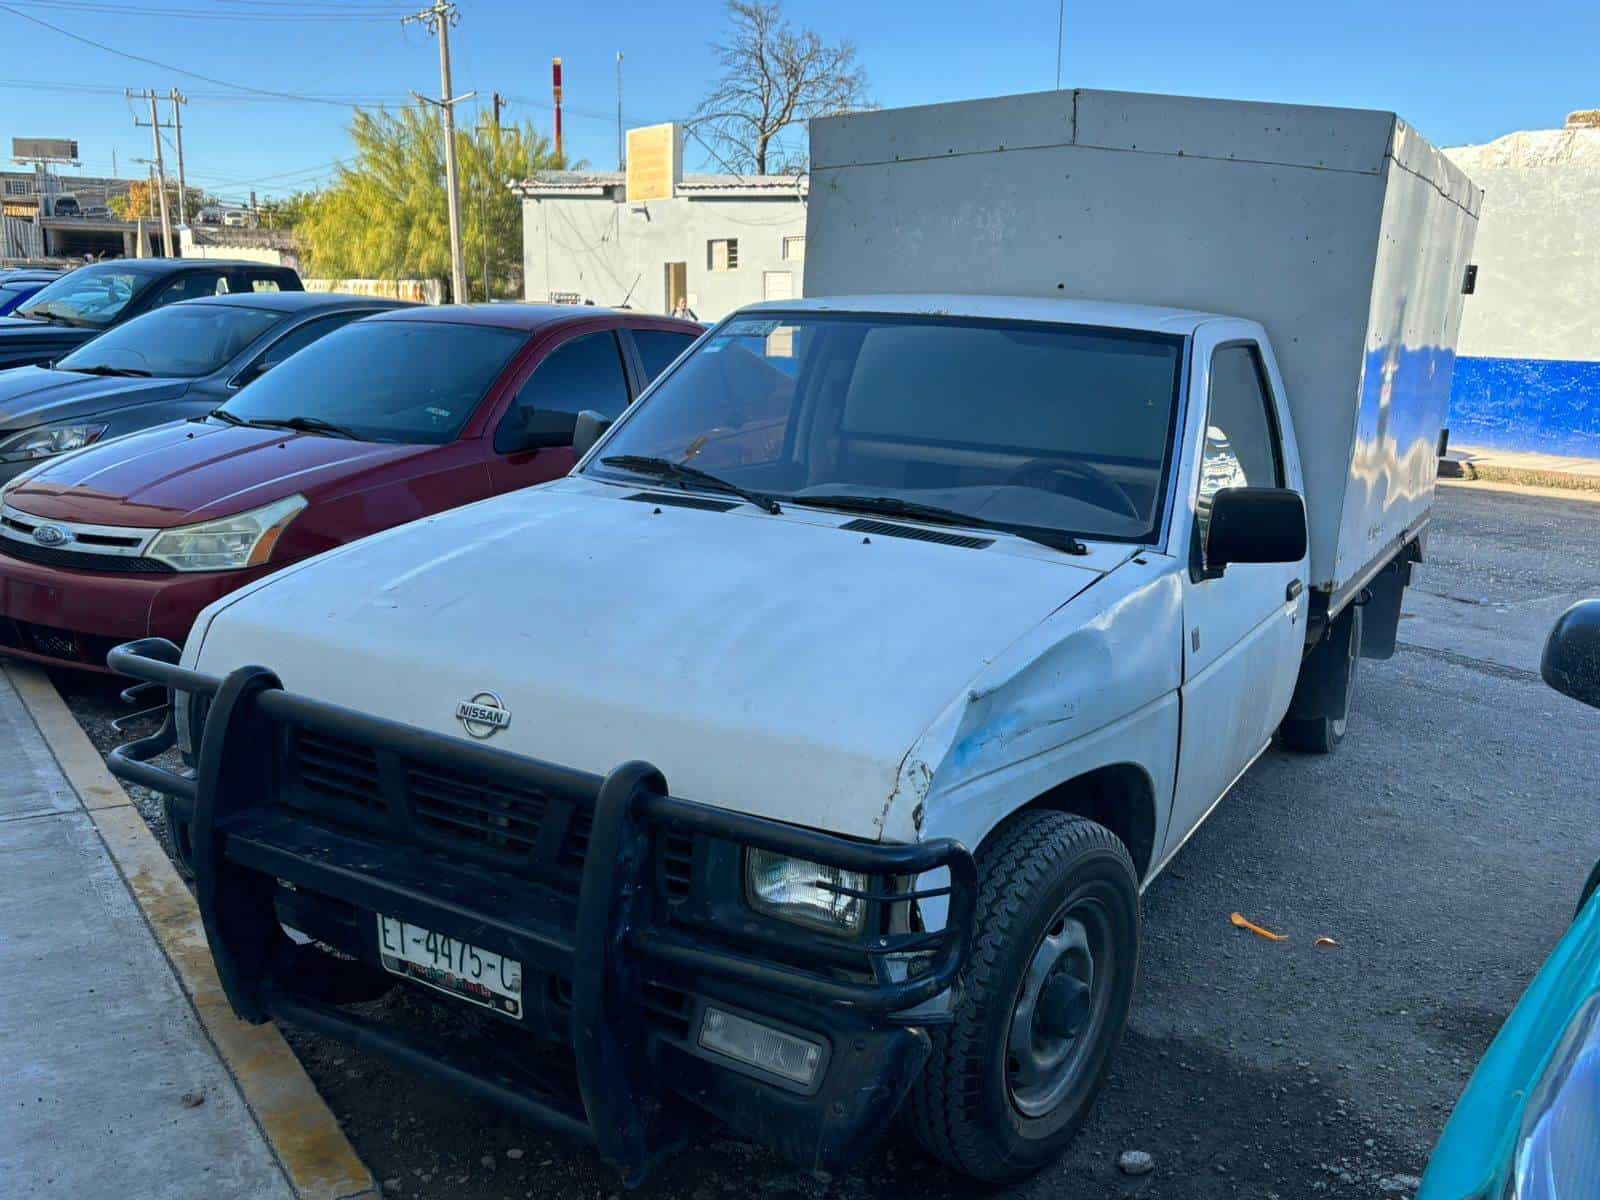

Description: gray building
[514,169,807,321]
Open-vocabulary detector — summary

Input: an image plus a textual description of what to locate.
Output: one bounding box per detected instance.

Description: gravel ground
[53,482,1600,1200]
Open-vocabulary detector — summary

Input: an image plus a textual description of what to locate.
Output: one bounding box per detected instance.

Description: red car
[0,305,701,671]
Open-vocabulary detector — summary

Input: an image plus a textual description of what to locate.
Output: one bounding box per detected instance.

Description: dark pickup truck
[0,259,302,371]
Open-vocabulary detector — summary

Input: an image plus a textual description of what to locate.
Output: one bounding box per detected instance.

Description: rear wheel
[1279,603,1363,754]
[907,810,1140,1183]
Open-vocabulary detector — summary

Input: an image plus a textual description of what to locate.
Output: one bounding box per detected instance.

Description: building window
[782,236,805,262]
[708,238,739,271]
[4,179,32,196]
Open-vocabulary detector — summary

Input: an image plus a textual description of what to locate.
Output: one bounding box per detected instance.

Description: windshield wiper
[600,454,782,514]
[248,415,364,441]
[64,364,151,378]
[784,493,1089,555]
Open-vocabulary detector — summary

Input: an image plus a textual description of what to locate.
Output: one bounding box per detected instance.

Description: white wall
[522,191,806,320]
[1444,125,1600,363]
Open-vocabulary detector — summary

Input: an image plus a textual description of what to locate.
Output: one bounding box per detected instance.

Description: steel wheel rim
[1005,898,1110,1118]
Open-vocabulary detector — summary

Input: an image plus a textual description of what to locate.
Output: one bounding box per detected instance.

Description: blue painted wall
[1448,356,1600,457]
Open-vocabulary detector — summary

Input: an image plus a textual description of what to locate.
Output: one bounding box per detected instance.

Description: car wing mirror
[571,409,613,460]
[1204,487,1308,573]
[1542,599,1600,709]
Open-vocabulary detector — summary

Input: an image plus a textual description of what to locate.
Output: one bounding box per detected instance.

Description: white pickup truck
[109,90,1479,1184]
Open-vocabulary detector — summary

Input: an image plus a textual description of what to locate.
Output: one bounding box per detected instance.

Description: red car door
[485,326,636,493]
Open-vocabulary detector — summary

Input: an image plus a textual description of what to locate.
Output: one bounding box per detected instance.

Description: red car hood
[6,420,435,527]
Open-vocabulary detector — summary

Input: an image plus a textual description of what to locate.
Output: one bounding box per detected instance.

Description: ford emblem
[32,524,71,548]
[455,692,511,739]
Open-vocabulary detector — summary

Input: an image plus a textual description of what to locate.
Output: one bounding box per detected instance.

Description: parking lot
[53,479,1600,1200]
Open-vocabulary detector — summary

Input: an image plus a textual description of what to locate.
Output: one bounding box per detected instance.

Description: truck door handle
[1286,579,1304,602]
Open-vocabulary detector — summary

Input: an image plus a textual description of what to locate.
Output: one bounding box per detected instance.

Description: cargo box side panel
[1331,127,1479,600]
[806,131,1386,582]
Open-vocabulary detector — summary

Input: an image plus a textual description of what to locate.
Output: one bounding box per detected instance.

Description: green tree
[297,106,563,301]
[257,190,319,231]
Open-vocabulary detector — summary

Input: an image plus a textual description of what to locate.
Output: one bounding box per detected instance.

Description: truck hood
[5,419,435,528]
[0,366,188,431]
[193,479,1111,839]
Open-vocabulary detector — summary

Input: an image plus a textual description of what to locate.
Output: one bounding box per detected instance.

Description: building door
[664,261,687,315]
[763,270,793,302]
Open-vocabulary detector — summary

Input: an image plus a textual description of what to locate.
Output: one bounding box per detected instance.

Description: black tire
[1280,604,1364,754]
[907,810,1140,1183]
[163,795,196,880]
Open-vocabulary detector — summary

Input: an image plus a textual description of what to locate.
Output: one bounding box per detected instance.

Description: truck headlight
[746,849,868,935]
[145,494,307,572]
[0,421,108,463]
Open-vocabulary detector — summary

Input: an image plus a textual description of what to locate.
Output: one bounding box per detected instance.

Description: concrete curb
[1464,463,1600,494]
[1439,476,1600,505]
[4,661,377,1200]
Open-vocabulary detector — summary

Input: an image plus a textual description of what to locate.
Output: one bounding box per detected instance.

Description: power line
[0,3,414,107]
[6,0,412,19]
[0,79,408,106]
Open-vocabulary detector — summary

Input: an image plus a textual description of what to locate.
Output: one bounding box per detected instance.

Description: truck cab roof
[736,293,1226,336]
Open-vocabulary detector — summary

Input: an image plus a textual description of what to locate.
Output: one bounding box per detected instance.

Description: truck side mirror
[1205,487,1307,571]
[1541,599,1600,709]
[571,409,613,460]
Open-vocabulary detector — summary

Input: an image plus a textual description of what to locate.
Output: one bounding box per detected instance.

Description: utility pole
[169,89,189,226]
[616,52,624,171]
[405,1,472,305]
[491,90,504,129]
[127,89,174,256]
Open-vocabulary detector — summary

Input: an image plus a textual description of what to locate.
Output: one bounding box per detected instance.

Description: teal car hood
[1420,883,1600,1199]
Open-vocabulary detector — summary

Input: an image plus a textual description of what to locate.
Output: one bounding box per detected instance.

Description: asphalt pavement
[56,480,1600,1200]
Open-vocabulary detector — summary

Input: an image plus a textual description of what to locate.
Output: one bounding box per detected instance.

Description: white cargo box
[806,88,1481,604]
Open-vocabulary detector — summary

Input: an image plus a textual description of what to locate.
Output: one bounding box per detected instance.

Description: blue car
[1419,600,1600,1200]
[0,269,63,317]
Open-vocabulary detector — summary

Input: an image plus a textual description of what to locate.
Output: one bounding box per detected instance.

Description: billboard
[626,123,682,203]
[12,138,79,162]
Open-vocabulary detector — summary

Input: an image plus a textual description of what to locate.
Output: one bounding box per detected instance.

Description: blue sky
[0,0,1593,203]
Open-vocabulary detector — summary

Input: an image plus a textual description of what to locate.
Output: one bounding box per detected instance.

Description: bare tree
[690,0,870,175]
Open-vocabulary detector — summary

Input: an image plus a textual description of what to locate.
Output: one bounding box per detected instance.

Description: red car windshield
[218,320,526,444]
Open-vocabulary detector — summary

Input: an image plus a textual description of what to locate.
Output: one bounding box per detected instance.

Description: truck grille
[410,763,549,856]
[281,728,596,880]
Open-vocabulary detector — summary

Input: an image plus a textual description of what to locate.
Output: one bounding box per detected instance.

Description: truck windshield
[16,268,146,329]
[587,312,1185,543]
[217,320,526,444]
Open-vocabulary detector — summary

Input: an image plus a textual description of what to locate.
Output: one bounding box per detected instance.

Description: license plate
[376,915,523,1018]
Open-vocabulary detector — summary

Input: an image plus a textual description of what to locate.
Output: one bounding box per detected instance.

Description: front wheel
[163,795,195,880]
[907,810,1140,1183]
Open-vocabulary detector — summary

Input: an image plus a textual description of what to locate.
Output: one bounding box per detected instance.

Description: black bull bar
[105,638,977,1181]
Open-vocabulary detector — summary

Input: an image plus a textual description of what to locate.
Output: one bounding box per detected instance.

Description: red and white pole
[552,57,564,162]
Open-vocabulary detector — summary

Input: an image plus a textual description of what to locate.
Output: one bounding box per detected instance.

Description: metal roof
[511,171,807,199]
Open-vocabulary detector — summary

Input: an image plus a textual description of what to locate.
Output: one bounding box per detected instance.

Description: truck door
[1170,337,1306,848]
